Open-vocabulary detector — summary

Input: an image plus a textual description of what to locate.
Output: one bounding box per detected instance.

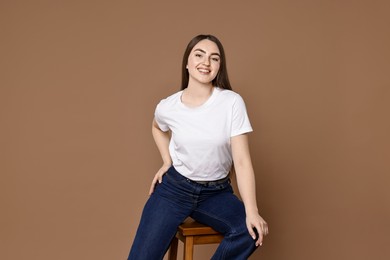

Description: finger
[264,223,269,236]
[148,183,155,195]
[246,224,256,240]
[257,232,263,247]
[148,177,158,195]
[262,222,268,236]
[157,168,168,183]
[255,224,264,246]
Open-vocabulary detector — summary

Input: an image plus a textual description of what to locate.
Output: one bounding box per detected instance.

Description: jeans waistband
[168,166,230,187]
[191,176,230,186]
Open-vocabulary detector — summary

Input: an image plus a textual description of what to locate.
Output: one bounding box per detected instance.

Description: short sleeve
[231,95,253,137]
[154,102,170,132]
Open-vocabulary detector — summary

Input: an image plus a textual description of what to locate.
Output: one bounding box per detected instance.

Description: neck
[185,85,213,98]
[186,80,214,97]
[182,82,214,107]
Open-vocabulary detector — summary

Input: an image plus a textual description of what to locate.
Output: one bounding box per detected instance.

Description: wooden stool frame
[168,219,224,260]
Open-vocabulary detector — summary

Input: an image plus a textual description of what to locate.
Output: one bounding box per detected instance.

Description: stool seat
[168,219,224,260]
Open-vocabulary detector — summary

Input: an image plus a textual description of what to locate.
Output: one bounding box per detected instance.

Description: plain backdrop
[1,0,389,259]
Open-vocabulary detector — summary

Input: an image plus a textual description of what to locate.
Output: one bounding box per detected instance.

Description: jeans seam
[192,208,237,259]
[193,208,237,233]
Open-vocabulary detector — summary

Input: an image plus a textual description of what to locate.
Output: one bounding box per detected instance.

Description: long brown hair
[181,34,232,90]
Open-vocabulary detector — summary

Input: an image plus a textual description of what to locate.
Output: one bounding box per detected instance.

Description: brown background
[1,0,389,259]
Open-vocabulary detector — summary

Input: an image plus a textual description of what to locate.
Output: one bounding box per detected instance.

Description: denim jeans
[128,166,257,260]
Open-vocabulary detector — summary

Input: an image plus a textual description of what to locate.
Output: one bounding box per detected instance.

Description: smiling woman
[127,34,268,260]
[180,35,232,91]
[185,41,220,92]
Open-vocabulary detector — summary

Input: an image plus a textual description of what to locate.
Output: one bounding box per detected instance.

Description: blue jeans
[128,166,257,260]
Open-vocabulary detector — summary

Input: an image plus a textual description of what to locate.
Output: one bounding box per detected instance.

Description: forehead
[191,39,220,54]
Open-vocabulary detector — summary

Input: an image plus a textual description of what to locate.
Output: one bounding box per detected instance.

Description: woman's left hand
[246,212,269,247]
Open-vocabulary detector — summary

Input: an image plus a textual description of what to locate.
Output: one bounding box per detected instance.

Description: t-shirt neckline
[179,87,220,110]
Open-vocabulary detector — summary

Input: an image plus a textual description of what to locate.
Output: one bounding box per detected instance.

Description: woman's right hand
[149,164,171,195]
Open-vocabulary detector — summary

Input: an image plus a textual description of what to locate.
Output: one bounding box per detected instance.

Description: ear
[186,64,188,69]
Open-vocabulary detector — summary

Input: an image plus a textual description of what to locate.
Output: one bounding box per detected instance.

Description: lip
[197,67,211,74]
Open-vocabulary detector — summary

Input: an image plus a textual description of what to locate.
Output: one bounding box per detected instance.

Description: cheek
[214,64,221,74]
[187,59,196,70]
[187,55,198,64]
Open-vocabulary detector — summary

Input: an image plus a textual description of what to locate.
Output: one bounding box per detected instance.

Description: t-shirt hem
[231,128,253,137]
[156,123,169,132]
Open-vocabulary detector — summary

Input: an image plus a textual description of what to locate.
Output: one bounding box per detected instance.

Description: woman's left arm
[231,134,269,247]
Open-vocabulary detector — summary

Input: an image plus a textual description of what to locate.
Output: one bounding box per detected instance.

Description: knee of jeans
[225,223,250,238]
[238,228,258,249]
[223,229,256,254]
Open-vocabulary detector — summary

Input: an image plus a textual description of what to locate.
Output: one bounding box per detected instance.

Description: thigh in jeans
[128,173,192,259]
[191,184,247,235]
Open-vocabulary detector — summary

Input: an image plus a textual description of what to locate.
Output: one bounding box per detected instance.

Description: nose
[203,57,210,66]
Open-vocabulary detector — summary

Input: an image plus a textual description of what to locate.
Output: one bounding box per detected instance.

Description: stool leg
[168,236,178,260]
[183,236,194,260]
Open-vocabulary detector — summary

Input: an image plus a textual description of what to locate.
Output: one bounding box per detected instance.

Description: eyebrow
[194,48,220,57]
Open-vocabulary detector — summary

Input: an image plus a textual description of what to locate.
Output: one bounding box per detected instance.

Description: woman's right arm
[149,118,172,195]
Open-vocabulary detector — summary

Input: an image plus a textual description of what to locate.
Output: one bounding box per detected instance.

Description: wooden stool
[168,219,224,260]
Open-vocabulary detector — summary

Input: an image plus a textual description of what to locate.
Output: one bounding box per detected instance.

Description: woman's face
[186,39,221,86]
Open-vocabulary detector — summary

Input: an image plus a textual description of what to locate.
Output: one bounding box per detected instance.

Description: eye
[212,57,220,62]
[195,53,202,58]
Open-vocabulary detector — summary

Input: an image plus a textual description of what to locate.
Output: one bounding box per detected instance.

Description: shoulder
[216,87,241,97]
[215,88,246,104]
[156,90,183,109]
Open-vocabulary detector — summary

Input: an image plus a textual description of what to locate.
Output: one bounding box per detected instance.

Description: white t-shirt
[155,87,253,181]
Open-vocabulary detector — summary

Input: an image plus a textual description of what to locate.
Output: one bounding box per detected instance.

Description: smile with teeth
[198,68,211,74]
